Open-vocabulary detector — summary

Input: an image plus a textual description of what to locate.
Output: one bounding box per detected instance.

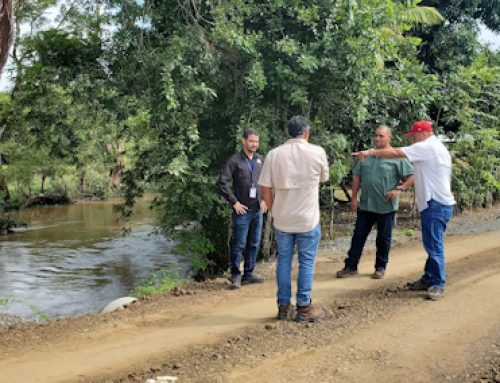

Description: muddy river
[0,199,185,320]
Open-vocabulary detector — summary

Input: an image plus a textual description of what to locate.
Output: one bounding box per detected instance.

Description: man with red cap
[352,121,456,301]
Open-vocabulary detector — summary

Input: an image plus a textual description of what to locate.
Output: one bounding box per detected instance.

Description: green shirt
[353,156,414,214]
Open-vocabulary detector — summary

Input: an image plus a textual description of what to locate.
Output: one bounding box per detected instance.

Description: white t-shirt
[258,138,329,232]
[401,135,456,212]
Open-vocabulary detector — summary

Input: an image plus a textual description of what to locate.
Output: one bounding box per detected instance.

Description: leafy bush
[451,131,500,208]
[440,52,500,208]
[82,166,109,199]
[174,232,216,280]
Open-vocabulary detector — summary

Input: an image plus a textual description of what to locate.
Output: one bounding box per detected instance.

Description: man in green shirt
[337,125,415,279]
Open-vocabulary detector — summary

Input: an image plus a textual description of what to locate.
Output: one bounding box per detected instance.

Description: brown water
[0,199,185,320]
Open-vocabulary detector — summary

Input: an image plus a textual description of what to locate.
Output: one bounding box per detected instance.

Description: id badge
[249,186,257,199]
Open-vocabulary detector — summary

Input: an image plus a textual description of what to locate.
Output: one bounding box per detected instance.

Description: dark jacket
[217,151,263,210]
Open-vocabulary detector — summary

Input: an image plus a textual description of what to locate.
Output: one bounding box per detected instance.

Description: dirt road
[0,228,499,383]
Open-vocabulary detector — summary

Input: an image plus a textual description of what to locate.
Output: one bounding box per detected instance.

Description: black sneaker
[229,275,241,289]
[406,279,432,291]
[336,267,359,278]
[241,273,264,285]
[427,286,444,301]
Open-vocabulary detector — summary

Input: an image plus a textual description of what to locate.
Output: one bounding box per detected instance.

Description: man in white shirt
[352,121,455,301]
[259,116,329,321]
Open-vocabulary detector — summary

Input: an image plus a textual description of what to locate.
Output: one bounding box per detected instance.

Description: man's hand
[260,200,268,214]
[351,149,370,161]
[386,189,400,201]
[233,201,248,215]
[351,199,358,214]
[261,186,273,212]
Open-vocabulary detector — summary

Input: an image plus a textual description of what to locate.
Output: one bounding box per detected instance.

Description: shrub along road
[0,209,499,383]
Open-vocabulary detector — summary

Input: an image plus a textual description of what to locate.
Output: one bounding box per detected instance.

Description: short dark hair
[242,129,259,139]
[287,115,310,137]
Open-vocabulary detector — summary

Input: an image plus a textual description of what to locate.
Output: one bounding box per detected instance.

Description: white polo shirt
[401,135,456,212]
[258,138,329,232]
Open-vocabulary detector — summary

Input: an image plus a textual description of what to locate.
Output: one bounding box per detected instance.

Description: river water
[0,199,185,320]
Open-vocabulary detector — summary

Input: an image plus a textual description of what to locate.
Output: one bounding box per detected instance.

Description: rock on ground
[0,313,25,331]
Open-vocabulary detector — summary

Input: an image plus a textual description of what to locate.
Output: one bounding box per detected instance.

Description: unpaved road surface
[0,212,499,383]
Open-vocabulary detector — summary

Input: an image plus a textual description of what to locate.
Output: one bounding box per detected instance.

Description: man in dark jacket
[217,129,267,289]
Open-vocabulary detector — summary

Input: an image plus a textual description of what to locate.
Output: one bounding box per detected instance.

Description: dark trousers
[345,210,395,271]
[230,210,263,276]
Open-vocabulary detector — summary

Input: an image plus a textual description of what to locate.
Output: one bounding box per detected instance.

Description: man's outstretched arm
[352,147,407,161]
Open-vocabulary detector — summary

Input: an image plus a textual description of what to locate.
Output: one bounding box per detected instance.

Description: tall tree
[115,0,445,275]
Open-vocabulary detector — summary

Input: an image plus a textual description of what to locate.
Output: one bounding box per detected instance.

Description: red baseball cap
[405,120,433,136]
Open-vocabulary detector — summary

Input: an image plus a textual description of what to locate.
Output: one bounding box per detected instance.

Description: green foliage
[1,0,498,280]
[174,232,216,278]
[451,129,500,209]
[1,143,69,197]
[0,295,14,306]
[81,165,109,199]
[400,6,444,26]
[405,228,415,237]
[118,0,452,276]
[313,127,350,185]
[0,294,49,322]
[440,51,499,131]
[133,269,188,298]
[438,51,500,208]
[426,23,480,74]
[420,0,500,31]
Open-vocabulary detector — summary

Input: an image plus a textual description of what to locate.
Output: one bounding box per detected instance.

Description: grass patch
[405,228,415,237]
[0,294,50,322]
[133,269,190,298]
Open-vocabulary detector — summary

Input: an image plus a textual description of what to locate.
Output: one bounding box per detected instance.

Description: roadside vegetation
[0,0,498,279]
[0,295,49,322]
[133,269,189,298]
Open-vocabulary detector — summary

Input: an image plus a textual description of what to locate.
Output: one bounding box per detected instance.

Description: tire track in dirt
[225,251,500,383]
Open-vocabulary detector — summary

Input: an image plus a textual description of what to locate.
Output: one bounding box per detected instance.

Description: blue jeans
[231,210,263,277]
[420,199,454,289]
[345,210,395,271]
[275,224,321,307]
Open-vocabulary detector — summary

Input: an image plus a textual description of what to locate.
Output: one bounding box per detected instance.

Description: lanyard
[245,157,257,185]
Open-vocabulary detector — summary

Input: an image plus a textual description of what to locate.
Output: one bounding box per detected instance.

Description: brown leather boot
[295,303,325,323]
[277,304,295,320]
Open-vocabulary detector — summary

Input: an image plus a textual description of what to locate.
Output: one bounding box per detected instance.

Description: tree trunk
[0,0,14,73]
[108,140,125,189]
[329,186,335,240]
[261,212,274,261]
[485,191,493,209]
[79,167,86,194]
[0,168,9,201]
[340,182,351,202]
[41,174,46,194]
